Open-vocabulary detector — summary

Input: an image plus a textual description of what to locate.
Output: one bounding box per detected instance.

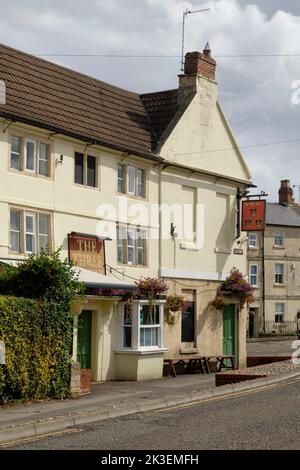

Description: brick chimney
[278,179,294,205]
[178,43,217,105]
[184,43,216,81]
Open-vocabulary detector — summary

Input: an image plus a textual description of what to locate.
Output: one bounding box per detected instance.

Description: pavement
[247,339,295,356]
[9,375,300,450]
[0,339,299,445]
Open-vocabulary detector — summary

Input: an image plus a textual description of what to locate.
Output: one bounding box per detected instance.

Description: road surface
[5,377,300,450]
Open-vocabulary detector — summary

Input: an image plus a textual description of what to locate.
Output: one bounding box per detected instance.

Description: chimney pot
[278,179,294,205]
[184,44,216,81]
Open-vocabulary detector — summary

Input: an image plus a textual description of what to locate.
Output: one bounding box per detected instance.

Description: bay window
[118,300,165,351]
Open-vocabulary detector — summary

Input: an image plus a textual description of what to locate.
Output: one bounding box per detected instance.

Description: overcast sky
[1,0,300,201]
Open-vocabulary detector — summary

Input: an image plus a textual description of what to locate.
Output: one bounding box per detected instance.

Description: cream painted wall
[0,119,160,280]
[160,168,248,278]
[160,76,251,182]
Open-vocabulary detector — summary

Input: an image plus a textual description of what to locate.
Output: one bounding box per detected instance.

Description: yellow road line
[156,377,300,413]
[0,428,82,448]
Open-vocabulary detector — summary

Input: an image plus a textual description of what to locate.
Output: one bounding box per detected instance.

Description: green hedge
[0,295,73,403]
[0,250,84,403]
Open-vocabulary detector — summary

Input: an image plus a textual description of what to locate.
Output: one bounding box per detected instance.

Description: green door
[223,304,236,366]
[77,310,92,369]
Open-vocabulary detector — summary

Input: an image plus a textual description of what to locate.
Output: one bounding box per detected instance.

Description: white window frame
[118,300,165,352]
[248,233,257,249]
[275,303,285,323]
[38,142,49,177]
[122,304,133,349]
[24,139,37,173]
[117,163,125,193]
[274,233,284,248]
[117,162,146,198]
[38,213,50,252]
[249,263,258,287]
[25,212,37,254]
[10,135,51,177]
[10,135,22,171]
[10,209,21,253]
[117,225,146,266]
[9,208,51,255]
[275,263,284,285]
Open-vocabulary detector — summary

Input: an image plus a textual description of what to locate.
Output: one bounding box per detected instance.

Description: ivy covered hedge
[0,250,84,403]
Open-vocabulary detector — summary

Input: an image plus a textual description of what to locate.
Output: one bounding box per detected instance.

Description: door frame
[223,303,239,368]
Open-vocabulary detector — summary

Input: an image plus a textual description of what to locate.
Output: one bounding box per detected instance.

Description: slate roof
[266,203,300,227]
[0,43,178,158]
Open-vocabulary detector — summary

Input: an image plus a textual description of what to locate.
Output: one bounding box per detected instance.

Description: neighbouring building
[0,42,252,386]
[248,180,300,337]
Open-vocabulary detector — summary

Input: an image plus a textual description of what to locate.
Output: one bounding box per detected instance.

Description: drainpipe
[262,230,266,334]
[158,168,162,275]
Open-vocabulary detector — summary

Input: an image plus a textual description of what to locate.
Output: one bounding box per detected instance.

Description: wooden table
[164,355,235,377]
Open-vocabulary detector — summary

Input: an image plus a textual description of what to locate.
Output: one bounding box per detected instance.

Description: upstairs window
[117,225,146,266]
[11,136,21,170]
[248,233,257,248]
[10,208,51,255]
[10,136,50,177]
[74,152,97,188]
[249,264,258,287]
[117,162,145,198]
[274,233,284,247]
[275,263,284,285]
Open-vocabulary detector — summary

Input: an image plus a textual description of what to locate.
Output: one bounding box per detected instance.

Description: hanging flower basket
[211,269,254,310]
[164,295,188,326]
[135,277,168,301]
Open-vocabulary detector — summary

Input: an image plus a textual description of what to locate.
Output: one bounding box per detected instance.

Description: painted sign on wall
[241,200,266,232]
[68,233,105,273]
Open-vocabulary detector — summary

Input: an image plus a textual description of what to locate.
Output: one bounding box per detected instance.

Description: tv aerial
[181,7,211,71]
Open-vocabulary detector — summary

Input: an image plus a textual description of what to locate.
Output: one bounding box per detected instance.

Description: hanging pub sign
[241,200,266,232]
[68,232,106,274]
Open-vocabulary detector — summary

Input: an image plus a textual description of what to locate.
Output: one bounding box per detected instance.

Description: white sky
[1,0,300,201]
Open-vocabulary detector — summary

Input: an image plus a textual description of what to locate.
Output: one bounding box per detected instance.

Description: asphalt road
[6,377,300,450]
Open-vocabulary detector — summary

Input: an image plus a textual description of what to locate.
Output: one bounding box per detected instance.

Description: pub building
[69,232,167,394]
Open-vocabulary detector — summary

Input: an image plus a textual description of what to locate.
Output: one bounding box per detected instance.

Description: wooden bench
[164,355,235,377]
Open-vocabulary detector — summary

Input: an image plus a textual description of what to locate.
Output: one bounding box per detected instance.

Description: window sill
[115,348,169,355]
[180,243,201,251]
[273,283,286,288]
[214,247,231,254]
[117,192,147,201]
[248,246,258,250]
[273,246,285,250]
[73,183,99,191]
